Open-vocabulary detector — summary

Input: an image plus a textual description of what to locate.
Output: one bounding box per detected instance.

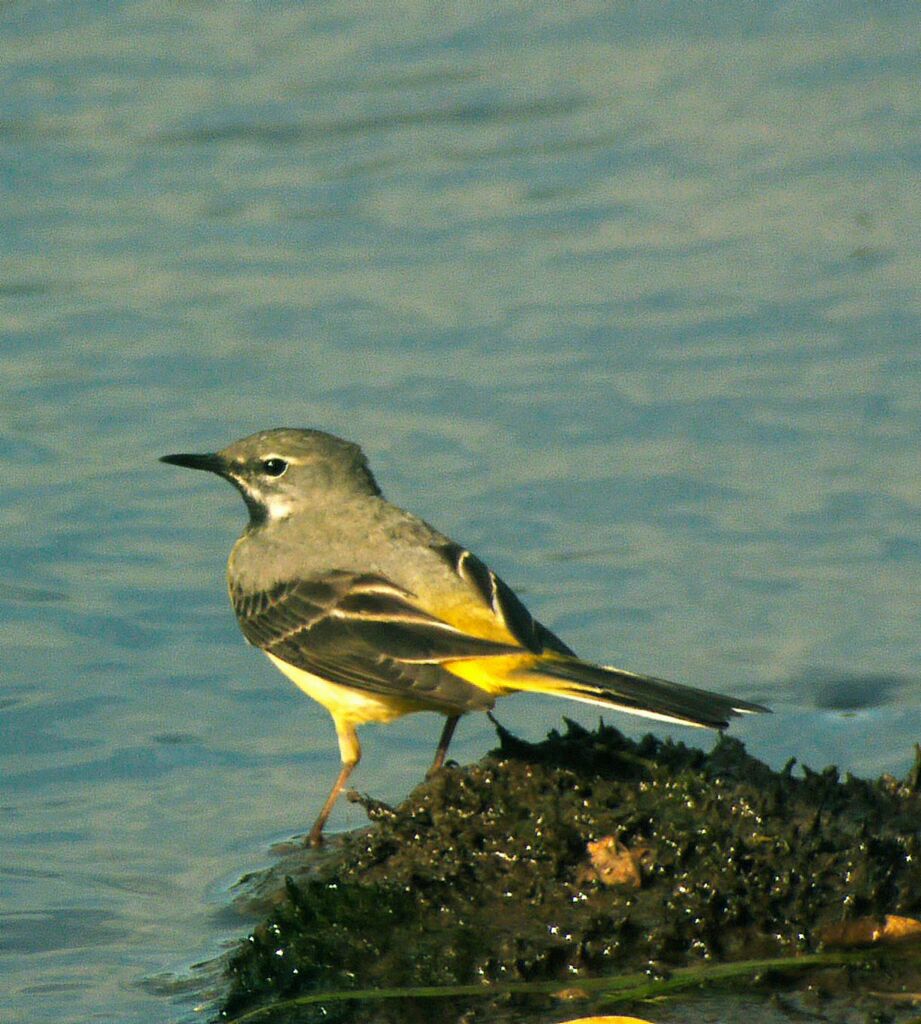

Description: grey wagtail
[162,428,768,846]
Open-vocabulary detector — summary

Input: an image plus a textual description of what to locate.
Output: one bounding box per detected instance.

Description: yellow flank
[265,652,424,725]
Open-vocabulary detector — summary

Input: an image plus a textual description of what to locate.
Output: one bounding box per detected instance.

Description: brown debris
[551,986,591,1001]
[579,835,653,889]
[819,913,921,948]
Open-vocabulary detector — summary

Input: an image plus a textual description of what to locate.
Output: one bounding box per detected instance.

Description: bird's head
[160,427,381,525]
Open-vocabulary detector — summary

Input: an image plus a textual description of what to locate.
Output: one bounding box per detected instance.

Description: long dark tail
[522,656,769,729]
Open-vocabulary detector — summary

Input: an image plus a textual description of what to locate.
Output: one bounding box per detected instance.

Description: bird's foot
[346,789,396,823]
[425,759,457,779]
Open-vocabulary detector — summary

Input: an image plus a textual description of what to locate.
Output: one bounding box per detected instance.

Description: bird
[161,428,768,846]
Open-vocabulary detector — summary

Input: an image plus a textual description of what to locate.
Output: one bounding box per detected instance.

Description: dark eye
[260,458,288,477]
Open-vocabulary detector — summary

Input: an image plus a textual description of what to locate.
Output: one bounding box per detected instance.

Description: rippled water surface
[2,3,919,1021]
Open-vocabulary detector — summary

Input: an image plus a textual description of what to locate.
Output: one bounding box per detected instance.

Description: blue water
[1,3,919,1021]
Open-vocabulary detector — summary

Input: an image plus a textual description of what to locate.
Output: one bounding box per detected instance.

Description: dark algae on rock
[220,722,921,1023]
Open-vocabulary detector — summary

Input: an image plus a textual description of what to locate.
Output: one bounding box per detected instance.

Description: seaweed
[221,723,921,1023]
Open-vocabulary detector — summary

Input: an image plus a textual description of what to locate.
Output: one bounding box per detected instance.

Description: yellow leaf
[557,1017,658,1023]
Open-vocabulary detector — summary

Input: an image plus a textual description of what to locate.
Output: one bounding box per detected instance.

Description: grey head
[160,428,382,525]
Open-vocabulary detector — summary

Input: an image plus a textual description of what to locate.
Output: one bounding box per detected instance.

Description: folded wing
[230,571,530,713]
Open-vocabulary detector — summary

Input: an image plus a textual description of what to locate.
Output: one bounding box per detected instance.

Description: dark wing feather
[434,542,575,657]
[230,572,523,712]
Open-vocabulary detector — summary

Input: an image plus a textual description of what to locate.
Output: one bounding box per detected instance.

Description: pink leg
[308,759,358,847]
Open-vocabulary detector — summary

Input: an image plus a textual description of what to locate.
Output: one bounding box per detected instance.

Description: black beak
[159,451,227,475]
